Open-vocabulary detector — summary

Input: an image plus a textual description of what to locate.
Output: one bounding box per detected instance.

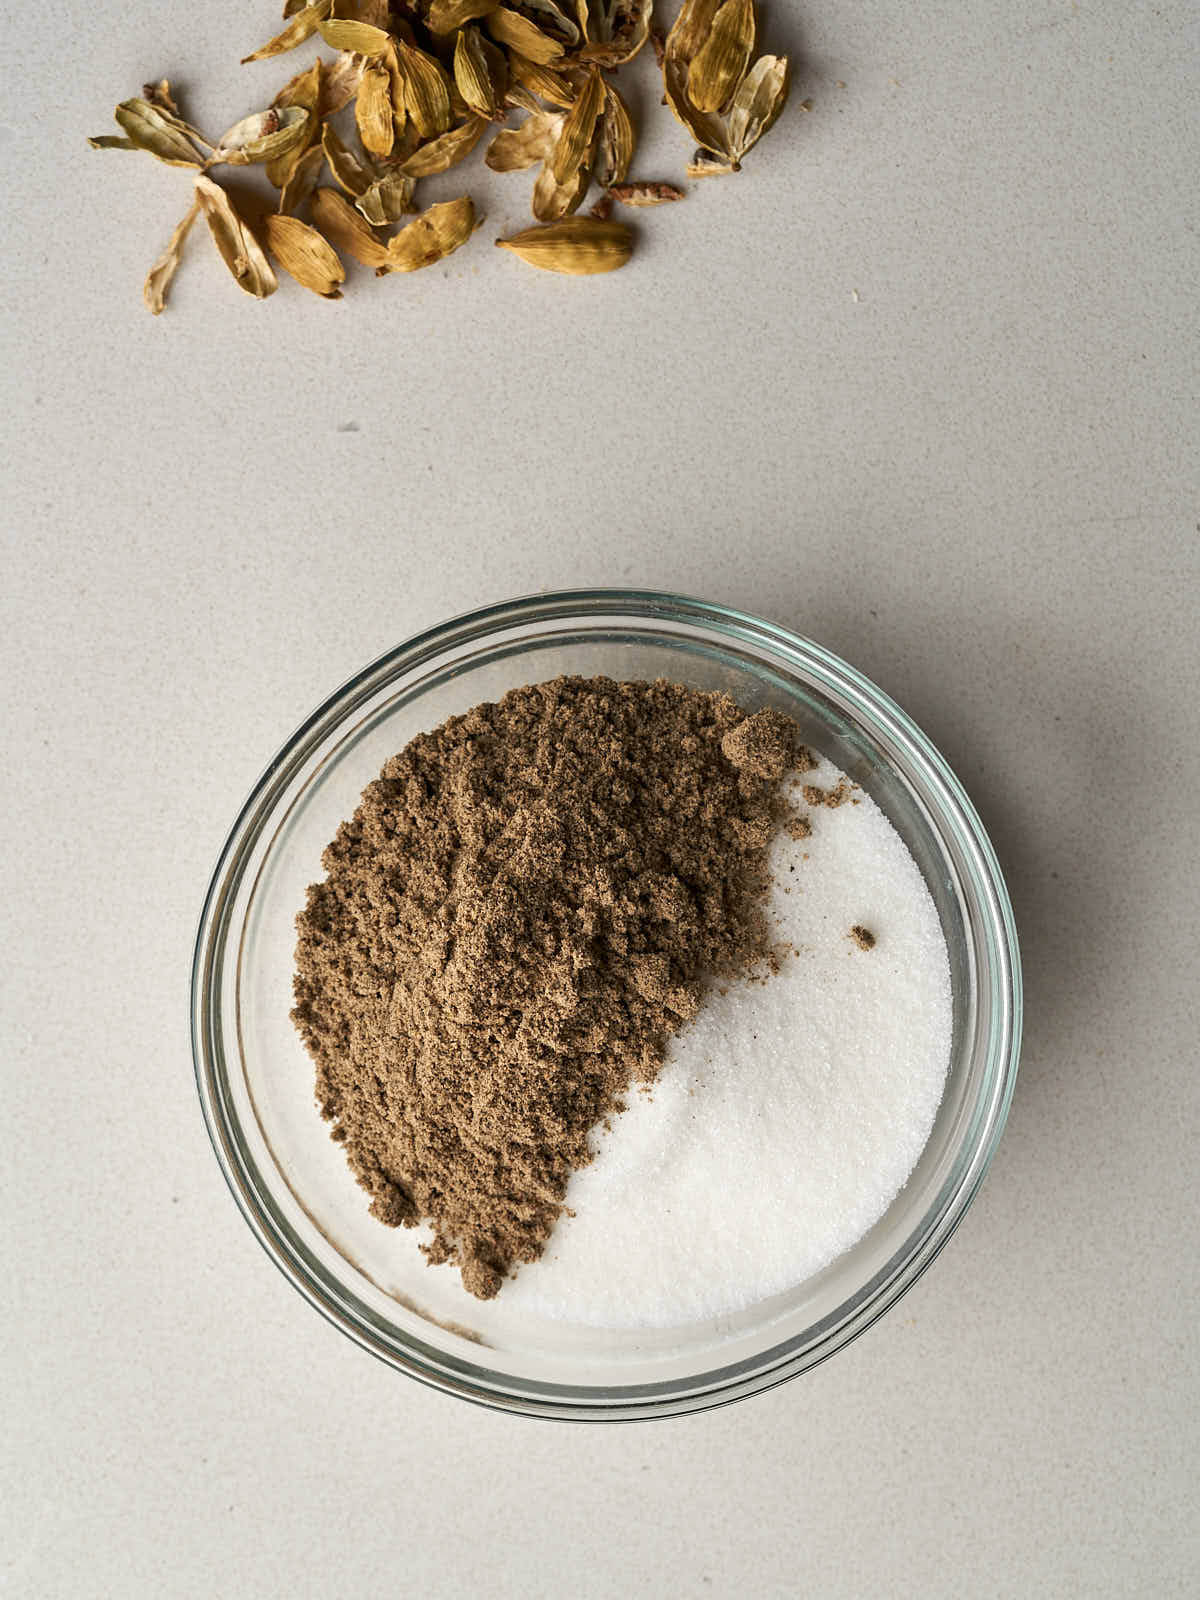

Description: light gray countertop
[3,2,1197,1595]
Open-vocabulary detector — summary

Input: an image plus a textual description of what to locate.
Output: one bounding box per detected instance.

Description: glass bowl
[192,590,1020,1420]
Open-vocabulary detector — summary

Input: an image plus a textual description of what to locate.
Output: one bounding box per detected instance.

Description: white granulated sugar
[499,756,953,1329]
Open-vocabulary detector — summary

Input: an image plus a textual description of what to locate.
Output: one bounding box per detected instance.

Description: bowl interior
[202,605,1013,1415]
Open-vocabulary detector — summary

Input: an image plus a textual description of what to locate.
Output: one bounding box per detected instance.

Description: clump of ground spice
[849,925,876,950]
[803,776,857,808]
[292,676,805,1299]
[720,707,797,778]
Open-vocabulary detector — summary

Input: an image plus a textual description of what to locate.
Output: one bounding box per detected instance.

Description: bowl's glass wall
[195,594,1019,1418]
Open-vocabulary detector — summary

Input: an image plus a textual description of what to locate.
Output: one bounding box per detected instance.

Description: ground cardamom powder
[292,676,802,1298]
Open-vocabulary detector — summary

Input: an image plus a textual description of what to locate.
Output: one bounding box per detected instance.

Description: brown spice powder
[803,776,856,808]
[292,679,803,1298]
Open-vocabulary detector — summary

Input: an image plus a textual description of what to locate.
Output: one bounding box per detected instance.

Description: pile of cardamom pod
[90,0,790,312]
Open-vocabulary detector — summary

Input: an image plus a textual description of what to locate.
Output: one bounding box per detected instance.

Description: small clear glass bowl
[192,590,1020,1420]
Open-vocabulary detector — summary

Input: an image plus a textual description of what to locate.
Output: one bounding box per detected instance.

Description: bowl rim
[191,588,1021,1420]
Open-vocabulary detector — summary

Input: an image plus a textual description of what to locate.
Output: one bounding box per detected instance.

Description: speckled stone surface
[3,2,1197,1595]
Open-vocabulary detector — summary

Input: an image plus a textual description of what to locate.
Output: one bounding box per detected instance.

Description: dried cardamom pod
[212,106,310,166]
[454,27,507,120]
[440,63,474,129]
[266,59,322,188]
[665,0,723,62]
[319,51,366,117]
[383,196,478,272]
[271,59,323,110]
[725,52,788,160]
[664,82,730,158]
[194,174,278,297]
[389,117,424,166]
[393,39,453,139]
[576,0,652,68]
[496,216,632,274]
[317,12,392,54]
[608,180,684,205]
[396,114,488,176]
[661,0,732,159]
[354,168,417,224]
[551,66,603,185]
[110,98,210,167]
[384,41,409,132]
[506,53,576,108]
[686,0,754,114]
[427,0,498,33]
[487,8,565,65]
[264,213,345,297]
[309,185,392,267]
[241,0,333,63]
[278,144,326,214]
[663,0,788,165]
[356,61,395,156]
[143,198,201,314]
[321,122,376,195]
[505,84,543,114]
[593,80,634,187]
[524,0,582,44]
[532,154,589,221]
[486,110,561,171]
